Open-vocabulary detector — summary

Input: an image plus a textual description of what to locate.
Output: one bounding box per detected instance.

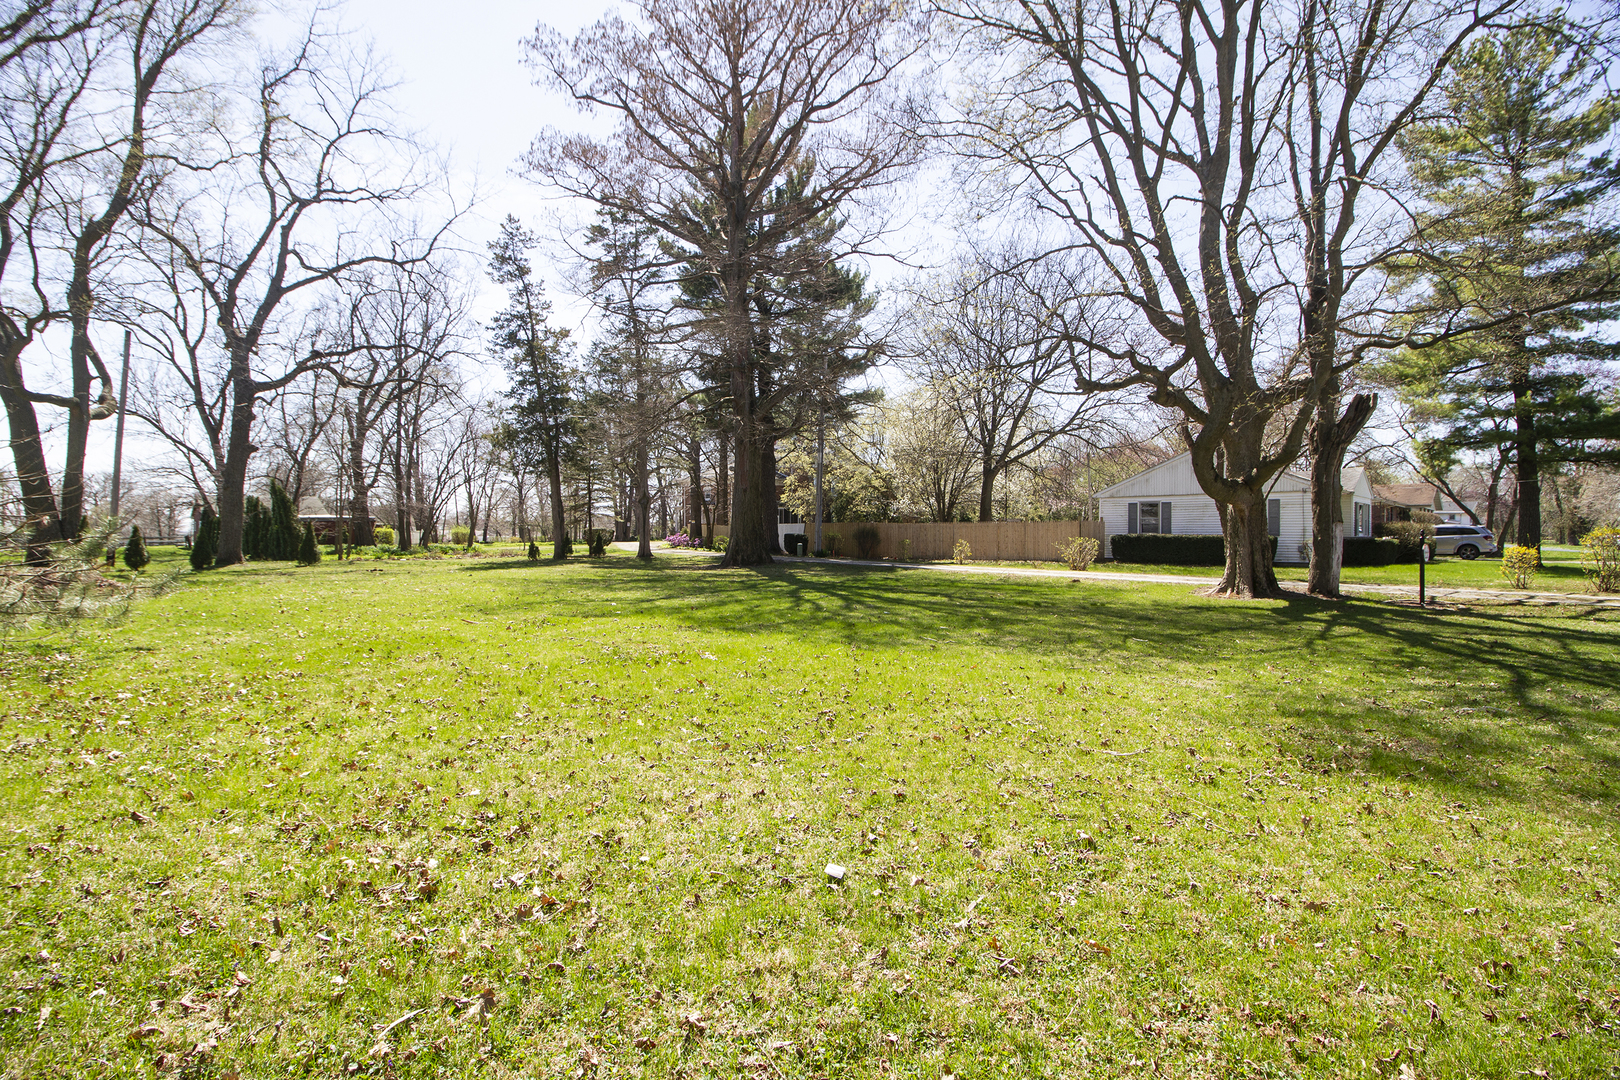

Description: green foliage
[899,538,912,561]
[952,537,972,564]
[450,526,472,547]
[825,532,842,557]
[1500,545,1540,588]
[853,524,881,559]
[587,530,608,557]
[1376,521,1434,562]
[122,526,150,572]
[783,533,808,555]
[1380,19,1620,526]
[1110,533,1280,566]
[1054,535,1100,570]
[713,535,728,552]
[297,523,320,566]
[782,441,894,525]
[243,496,267,560]
[1580,527,1620,592]
[189,507,217,571]
[528,540,541,562]
[491,217,576,519]
[265,480,300,561]
[373,526,395,547]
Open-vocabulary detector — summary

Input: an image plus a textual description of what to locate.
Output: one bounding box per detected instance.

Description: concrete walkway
[650,545,1619,608]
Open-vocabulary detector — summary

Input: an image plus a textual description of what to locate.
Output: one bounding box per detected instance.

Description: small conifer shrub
[297,522,320,565]
[123,525,150,572]
[528,540,540,561]
[189,507,217,571]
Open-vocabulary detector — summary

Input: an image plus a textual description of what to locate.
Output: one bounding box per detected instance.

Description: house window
[1267,499,1281,538]
[1353,502,1368,537]
[1128,501,1172,533]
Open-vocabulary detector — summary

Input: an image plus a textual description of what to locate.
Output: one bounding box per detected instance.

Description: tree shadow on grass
[444,556,1620,810]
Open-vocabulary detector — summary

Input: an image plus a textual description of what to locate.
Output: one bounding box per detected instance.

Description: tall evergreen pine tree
[1383,19,1620,549]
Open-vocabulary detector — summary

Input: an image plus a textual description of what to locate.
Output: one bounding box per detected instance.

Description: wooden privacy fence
[709,520,1106,562]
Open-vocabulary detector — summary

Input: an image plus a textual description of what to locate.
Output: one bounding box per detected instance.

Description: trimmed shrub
[243,496,267,559]
[1054,535,1100,570]
[267,480,299,560]
[784,532,808,555]
[373,526,395,547]
[528,540,541,561]
[1376,521,1431,562]
[1500,545,1538,589]
[1109,533,1279,566]
[1582,527,1620,593]
[123,525,150,572]
[451,525,472,546]
[189,507,217,571]
[853,524,881,559]
[297,522,320,565]
[952,538,972,564]
[1340,536,1408,566]
[587,530,608,556]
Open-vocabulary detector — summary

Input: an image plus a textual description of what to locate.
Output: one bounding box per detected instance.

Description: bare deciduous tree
[942,0,1517,597]
[137,27,448,564]
[524,0,923,566]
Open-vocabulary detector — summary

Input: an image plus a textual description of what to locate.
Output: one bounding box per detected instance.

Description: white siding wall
[1101,491,1315,563]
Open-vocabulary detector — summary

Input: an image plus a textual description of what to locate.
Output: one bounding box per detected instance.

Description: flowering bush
[1054,535,1100,570]
[665,532,702,548]
[1499,545,1539,590]
[1581,527,1620,593]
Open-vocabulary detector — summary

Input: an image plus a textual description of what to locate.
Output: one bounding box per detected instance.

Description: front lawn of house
[2,554,1616,1077]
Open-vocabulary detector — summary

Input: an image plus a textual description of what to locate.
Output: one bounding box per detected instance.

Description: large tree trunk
[633,437,652,560]
[1216,495,1282,598]
[720,286,770,565]
[978,454,995,521]
[722,422,770,565]
[547,449,567,560]
[716,438,730,527]
[761,436,782,554]
[0,344,62,564]
[1511,376,1541,555]
[686,436,704,543]
[347,434,376,547]
[1307,391,1376,598]
[215,363,256,566]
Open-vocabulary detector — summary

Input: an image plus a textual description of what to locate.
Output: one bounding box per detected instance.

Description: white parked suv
[1431,524,1498,559]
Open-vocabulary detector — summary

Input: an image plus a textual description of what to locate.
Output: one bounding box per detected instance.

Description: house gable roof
[1096,451,1370,500]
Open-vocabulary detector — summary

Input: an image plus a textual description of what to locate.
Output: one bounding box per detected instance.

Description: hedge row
[1109,533,1278,566]
[1110,532,1414,566]
[1341,536,1412,566]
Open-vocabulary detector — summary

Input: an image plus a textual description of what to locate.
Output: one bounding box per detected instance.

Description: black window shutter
[1162,502,1172,534]
[1267,499,1281,537]
[1128,502,1138,533]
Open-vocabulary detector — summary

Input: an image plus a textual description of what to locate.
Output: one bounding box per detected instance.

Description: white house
[1095,452,1374,564]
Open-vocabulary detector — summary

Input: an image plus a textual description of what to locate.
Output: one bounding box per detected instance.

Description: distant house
[1095,452,1374,564]
[1371,483,1475,527]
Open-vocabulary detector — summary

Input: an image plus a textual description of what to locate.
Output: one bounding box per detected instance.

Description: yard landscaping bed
[1,554,1617,1078]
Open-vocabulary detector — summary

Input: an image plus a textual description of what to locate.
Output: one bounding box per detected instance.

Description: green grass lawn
[901,549,1601,594]
[3,553,1618,1078]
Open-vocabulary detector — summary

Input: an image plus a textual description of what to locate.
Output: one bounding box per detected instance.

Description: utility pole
[108,329,132,540]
